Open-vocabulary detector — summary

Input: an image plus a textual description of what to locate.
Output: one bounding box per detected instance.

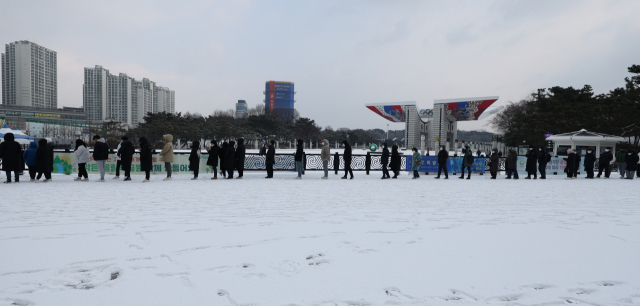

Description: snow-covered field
[1,171,639,305]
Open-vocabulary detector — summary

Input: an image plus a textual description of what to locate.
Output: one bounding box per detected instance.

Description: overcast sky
[2,0,639,132]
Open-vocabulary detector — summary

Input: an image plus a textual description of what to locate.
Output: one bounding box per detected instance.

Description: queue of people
[2,132,639,182]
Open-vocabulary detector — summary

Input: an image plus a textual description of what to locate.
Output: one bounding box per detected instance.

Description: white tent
[0,124,34,145]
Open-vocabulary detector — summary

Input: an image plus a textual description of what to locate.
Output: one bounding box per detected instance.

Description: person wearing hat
[615,148,627,179]
[583,148,597,179]
[596,147,614,178]
[625,150,638,180]
[525,145,538,179]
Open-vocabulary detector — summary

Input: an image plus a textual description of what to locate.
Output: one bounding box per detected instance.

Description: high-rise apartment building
[83,65,174,126]
[235,100,248,118]
[1,40,57,108]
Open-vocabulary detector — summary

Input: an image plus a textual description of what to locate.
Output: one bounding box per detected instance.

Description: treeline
[456,130,495,143]
[91,105,385,148]
[490,65,640,147]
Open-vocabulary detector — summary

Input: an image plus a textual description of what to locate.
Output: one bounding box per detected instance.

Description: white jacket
[75,146,91,164]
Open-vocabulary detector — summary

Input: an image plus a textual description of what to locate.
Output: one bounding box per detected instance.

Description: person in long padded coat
[597,147,614,178]
[489,148,499,179]
[295,139,304,179]
[0,133,22,183]
[390,144,401,179]
[206,140,220,180]
[74,139,91,181]
[139,137,153,182]
[525,145,538,179]
[625,151,638,180]
[235,138,246,179]
[506,149,519,179]
[460,145,473,179]
[565,149,577,179]
[189,140,201,180]
[265,140,276,178]
[117,136,135,181]
[219,142,228,178]
[341,140,353,179]
[223,140,236,179]
[537,146,550,179]
[380,143,390,179]
[23,141,38,181]
[436,145,449,179]
[583,149,596,179]
[35,138,52,181]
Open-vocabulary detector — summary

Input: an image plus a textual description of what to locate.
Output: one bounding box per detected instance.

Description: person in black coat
[35,138,52,181]
[565,149,577,179]
[206,140,220,179]
[625,151,638,180]
[489,148,499,179]
[0,133,23,183]
[117,136,134,181]
[506,148,519,179]
[436,145,449,179]
[390,144,400,179]
[219,141,228,178]
[525,145,538,179]
[583,149,596,179]
[596,147,614,178]
[537,146,549,179]
[189,140,201,180]
[265,140,276,178]
[380,143,390,179]
[295,139,304,178]
[223,141,236,179]
[139,137,153,182]
[574,151,582,178]
[341,140,353,179]
[235,138,246,179]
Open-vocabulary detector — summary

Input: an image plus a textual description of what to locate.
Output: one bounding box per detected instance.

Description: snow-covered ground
[1,171,639,305]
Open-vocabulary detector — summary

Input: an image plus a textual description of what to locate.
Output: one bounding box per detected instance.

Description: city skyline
[1,1,640,132]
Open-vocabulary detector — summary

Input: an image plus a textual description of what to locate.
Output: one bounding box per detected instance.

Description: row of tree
[490,65,640,148]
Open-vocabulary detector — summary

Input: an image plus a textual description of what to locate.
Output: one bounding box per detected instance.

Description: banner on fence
[52,153,217,175]
[515,156,587,174]
[406,156,486,174]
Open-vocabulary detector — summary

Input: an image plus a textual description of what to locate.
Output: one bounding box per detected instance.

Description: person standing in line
[615,148,627,179]
[525,145,538,179]
[476,149,481,157]
[265,140,275,178]
[159,134,174,181]
[235,138,246,179]
[294,139,304,179]
[565,149,577,179]
[505,148,519,179]
[139,137,153,183]
[596,147,614,178]
[112,139,123,179]
[489,148,499,179]
[23,141,38,182]
[74,139,90,181]
[0,133,22,183]
[320,139,331,179]
[625,150,638,180]
[411,147,422,179]
[583,148,596,179]
[459,145,473,179]
[390,144,400,179]
[224,140,236,179]
[341,140,353,179]
[92,135,109,182]
[380,143,390,179]
[435,145,449,179]
[574,151,582,179]
[117,136,134,181]
[537,146,550,179]
[35,139,52,182]
[189,140,201,180]
[206,140,220,180]
[219,142,228,178]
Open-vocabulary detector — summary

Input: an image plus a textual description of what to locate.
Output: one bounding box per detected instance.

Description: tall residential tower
[1,40,57,108]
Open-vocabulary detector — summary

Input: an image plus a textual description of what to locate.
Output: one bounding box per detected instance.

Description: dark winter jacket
[36,139,51,173]
[615,151,626,163]
[93,138,110,161]
[537,149,550,165]
[381,145,389,165]
[437,148,448,164]
[599,151,613,166]
[462,146,473,167]
[47,142,55,172]
[294,139,304,162]
[575,154,582,172]
[490,151,499,172]
[566,152,576,173]
[342,140,352,162]
[219,142,228,170]
[117,140,135,169]
[223,141,236,170]
[23,141,38,166]
[507,150,518,170]
[525,148,537,172]
[0,133,22,171]
[266,144,275,165]
[235,138,246,169]
[139,137,153,172]
[583,151,596,170]
[206,144,220,167]
[390,145,401,170]
[626,152,639,171]
[189,140,201,171]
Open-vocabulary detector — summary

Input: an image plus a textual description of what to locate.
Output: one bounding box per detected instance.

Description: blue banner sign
[406,156,486,174]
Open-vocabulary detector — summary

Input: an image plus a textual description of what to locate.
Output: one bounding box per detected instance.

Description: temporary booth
[546,129,625,157]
